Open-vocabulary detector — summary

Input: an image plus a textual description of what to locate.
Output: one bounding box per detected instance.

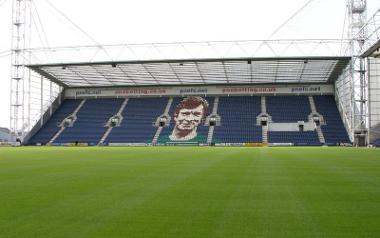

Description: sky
[0,0,379,129]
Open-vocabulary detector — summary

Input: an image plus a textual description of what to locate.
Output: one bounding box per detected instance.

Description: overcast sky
[0,0,379,129]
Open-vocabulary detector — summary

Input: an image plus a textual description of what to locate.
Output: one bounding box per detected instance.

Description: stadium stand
[55,99,124,145]
[268,131,320,145]
[213,96,262,143]
[265,96,320,145]
[106,97,168,143]
[28,95,350,146]
[28,99,81,145]
[369,123,380,147]
[266,96,311,122]
[313,95,351,145]
[373,138,380,146]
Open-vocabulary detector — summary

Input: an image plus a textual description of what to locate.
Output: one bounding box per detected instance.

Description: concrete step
[164,97,173,114]
[308,96,317,113]
[316,126,326,144]
[261,96,267,114]
[117,98,129,115]
[212,96,219,114]
[207,126,215,144]
[98,127,113,145]
[152,127,163,144]
[48,127,65,144]
[262,126,268,144]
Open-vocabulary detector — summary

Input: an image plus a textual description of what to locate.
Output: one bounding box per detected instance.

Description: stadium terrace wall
[65,84,334,99]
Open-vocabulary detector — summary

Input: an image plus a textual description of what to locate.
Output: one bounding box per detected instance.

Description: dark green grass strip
[0,147,379,238]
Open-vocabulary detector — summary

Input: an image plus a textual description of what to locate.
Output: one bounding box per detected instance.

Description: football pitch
[0,147,379,238]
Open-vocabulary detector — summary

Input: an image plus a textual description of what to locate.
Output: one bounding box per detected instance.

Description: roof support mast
[347,0,368,145]
[10,0,32,140]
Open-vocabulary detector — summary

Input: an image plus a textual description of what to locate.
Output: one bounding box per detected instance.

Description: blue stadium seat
[267,96,311,122]
[106,97,168,143]
[28,95,351,146]
[313,95,350,145]
[55,98,124,145]
[213,96,262,143]
[28,99,81,145]
[266,96,319,145]
[372,138,380,146]
[268,131,320,145]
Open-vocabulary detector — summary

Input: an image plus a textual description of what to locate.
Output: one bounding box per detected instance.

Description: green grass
[0,147,380,238]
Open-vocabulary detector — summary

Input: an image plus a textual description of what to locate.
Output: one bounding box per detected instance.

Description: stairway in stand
[309,96,325,144]
[261,96,268,143]
[206,96,219,144]
[48,99,86,144]
[152,97,173,144]
[98,98,129,145]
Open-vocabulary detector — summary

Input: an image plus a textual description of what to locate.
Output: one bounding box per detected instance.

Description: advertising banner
[65,84,333,98]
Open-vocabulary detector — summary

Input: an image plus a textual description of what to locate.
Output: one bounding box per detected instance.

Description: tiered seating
[27,95,351,146]
[28,99,81,145]
[370,124,380,146]
[213,96,262,143]
[267,96,311,122]
[268,131,320,145]
[55,99,123,145]
[373,138,380,146]
[158,97,213,144]
[106,97,167,143]
[313,95,350,145]
[266,96,320,144]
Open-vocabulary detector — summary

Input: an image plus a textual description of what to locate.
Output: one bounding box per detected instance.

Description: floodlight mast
[10,0,32,140]
[347,0,368,145]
